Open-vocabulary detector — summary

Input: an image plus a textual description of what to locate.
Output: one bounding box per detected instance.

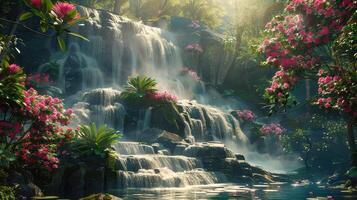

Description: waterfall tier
[115,155,202,172]
[178,100,247,142]
[116,168,225,188]
[110,141,227,188]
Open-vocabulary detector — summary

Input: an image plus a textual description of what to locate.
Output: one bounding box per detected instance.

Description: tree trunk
[347,116,357,166]
[113,0,121,14]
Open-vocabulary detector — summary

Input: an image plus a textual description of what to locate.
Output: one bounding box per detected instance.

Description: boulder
[84,167,105,195]
[6,171,43,198]
[183,143,235,171]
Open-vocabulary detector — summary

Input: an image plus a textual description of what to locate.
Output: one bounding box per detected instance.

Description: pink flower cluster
[189,20,200,29]
[23,88,72,124]
[265,70,297,98]
[235,110,255,121]
[26,73,51,87]
[185,43,203,53]
[0,88,74,171]
[148,91,178,103]
[260,123,285,135]
[181,67,201,81]
[316,69,356,116]
[8,64,21,74]
[52,2,79,20]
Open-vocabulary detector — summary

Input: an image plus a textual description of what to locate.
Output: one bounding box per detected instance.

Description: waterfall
[178,100,247,142]
[72,88,126,130]
[115,142,155,155]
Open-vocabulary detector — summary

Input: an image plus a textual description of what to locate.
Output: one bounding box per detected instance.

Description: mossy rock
[80,193,122,200]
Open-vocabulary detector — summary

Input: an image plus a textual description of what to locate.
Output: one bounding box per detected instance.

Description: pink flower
[52,2,76,19]
[236,110,255,121]
[277,92,283,97]
[319,27,330,36]
[283,83,290,89]
[8,64,21,74]
[260,123,284,135]
[30,0,42,8]
[324,103,331,108]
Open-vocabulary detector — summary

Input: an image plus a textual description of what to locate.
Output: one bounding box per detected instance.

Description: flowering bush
[0,86,74,171]
[235,110,255,121]
[26,73,52,87]
[260,123,285,135]
[185,43,203,53]
[0,63,74,171]
[258,0,356,114]
[180,67,201,81]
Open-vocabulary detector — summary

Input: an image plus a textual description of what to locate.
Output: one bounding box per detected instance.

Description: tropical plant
[120,75,158,100]
[0,186,15,200]
[71,123,122,158]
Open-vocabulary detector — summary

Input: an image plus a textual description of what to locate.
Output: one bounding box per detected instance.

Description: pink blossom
[235,110,255,121]
[283,83,290,89]
[8,64,21,74]
[30,0,42,8]
[148,91,178,102]
[52,2,77,19]
[185,43,203,53]
[260,123,285,135]
[319,26,330,36]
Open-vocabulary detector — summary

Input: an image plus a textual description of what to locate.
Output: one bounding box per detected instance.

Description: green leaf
[68,32,89,42]
[57,36,66,51]
[40,21,48,32]
[66,10,77,19]
[19,12,33,21]
[43,0,53,13]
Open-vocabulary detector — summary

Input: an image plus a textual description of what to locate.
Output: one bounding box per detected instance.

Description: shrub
[70,123,122,158]
[120,75,158,100]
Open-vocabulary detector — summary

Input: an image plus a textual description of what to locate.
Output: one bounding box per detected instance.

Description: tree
[0,0,84,171]
[258,0,356,165]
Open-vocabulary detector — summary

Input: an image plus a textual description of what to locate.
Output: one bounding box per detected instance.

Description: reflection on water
[109,183,357,200]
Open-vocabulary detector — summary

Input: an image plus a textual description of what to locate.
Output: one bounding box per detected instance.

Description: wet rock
[174,144,187,155]
[80,193,122,200]
[151,143,162,154]
[183,143,235,171]
[7,171,43,198]
[84,167,105,195]
[158,149,171,155]
[235,154,245,161]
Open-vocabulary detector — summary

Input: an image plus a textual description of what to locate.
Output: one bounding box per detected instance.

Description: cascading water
[71,88,126,131]
[111,142,226,188]
[178,100,247,142]
[51,6,248,190]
